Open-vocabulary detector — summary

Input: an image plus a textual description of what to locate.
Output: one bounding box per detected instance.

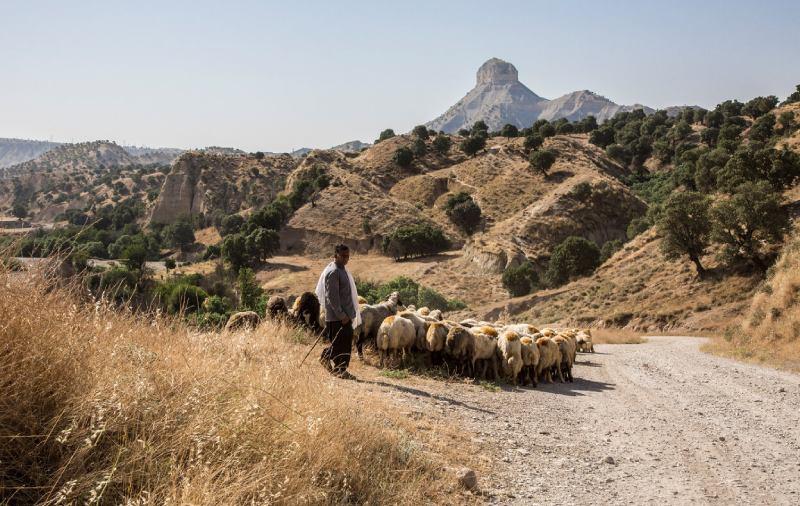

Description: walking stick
[299,330,325,367]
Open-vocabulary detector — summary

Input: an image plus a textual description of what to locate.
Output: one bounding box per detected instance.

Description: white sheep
[496,330,523,385]
[552,335,575,382]
[535,336,562,383]
[469,328,499,380]
[398,310,433,352]
[356,291,402,358]
[428,309,443,321]
[376,315,416,368]
[576,329,594,353]
[502,323,540,336]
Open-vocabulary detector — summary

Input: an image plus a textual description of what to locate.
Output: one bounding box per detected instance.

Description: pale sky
[2,0,799,152]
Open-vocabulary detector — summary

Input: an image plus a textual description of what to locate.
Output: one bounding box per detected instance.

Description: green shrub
[502,261,539,297]
[544,236,601,287]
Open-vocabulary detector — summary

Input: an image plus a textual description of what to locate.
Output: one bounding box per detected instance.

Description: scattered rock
[719,436,726,442]
[449,466,479,492]
[603,456,616,465]
[779,387,786,393]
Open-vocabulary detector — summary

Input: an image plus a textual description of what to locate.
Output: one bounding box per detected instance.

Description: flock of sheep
[357,291,593,386]
[259,290,594,387]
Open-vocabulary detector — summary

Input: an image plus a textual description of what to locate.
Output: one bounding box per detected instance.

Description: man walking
[315,244,361,379]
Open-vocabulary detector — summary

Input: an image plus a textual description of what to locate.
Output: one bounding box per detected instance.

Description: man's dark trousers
[322,321,353,373]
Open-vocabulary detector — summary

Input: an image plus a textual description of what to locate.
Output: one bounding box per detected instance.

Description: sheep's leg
[556,364,564,383]
[480,359,489,380]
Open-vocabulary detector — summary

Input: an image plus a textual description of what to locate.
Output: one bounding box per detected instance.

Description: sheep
[459,318,479,328]
[265,295,288,319]
[425,321,450,365]
[445,326,474,376]
[475,325,499,337]
[397,310,431,352]
[576,329,594,353]
[225,311,260,331]
[406,304,417,312]
[552,335,575,382]
[535,336,563,383]
[541,328,557,338]
[518,336,540,387]
[417,306,430,316]
[469,329,499,380]
[357,295,368,305]
[376,315,416,368]
[502,323,539,336]
[557,331,578,364]
[356,291,402,358]
[496,330,523,385]
[428,309,443,321]
[289,292,322,333]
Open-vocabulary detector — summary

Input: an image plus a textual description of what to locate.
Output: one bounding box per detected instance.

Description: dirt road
[351,337,800,504]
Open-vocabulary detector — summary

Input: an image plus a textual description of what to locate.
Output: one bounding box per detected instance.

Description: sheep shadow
[524,377,616,397]
[574,360,603,368]
[356,378,497,415]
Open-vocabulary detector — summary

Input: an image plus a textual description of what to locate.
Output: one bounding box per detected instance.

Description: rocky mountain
[331,140,371,153]
[0,138,61,169]
[426,58,652,133]
[0,141,137,180]
[149,151,297,224]
[122,145,184,165]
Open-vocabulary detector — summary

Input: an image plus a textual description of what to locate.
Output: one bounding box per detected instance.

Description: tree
[163,218,195,251]
[393,146,414,167]
[656,192,711,277]
[589,125,615,148]
[626,216,650,240]
[460,136,486,157]
[742,95,779,118]
[556,122,574,135]
[245,227,280,263]
[221,233,247,271]
[538,123,556,138]
[523,134,543,152]
[778,111,796,135]
[600,239,623,263]
[544,236,601,286]
[710,181,789,271]
[471,121,489,134]
[748,114,775,143]
[164,258,176,270]
[237,267,263,310]
[529,149,556,175]
[432,134,451,154]
[122,242,148,271]
[783,84,800,105]
[220,214,244,236]
[11,202,27,220]
[412,125,430,139]
[444,193,481,235]
[500,124,519,138]
[376,128,395,143]
[502,261,539,297]
[254,151,265,160]
[411,138,427,156]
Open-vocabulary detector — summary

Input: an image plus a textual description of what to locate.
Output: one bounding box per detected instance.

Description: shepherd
[315,244,361,379]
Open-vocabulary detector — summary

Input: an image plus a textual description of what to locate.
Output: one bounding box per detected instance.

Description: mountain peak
[476,58,519,85]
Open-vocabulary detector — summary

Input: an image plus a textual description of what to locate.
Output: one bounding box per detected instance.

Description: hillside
[426,58,653,132]
[149,151,297,224]
[0,138,60,168]
[0,141,170,222]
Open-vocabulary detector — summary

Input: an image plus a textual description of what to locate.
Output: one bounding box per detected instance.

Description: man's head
[334,244,350,267]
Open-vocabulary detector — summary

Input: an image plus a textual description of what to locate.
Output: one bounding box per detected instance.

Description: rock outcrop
[426,58,652,133]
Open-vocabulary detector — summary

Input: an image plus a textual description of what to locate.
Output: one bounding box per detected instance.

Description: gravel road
[351,336,800,504]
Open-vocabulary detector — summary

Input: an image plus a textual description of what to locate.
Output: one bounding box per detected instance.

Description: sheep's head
[520,337,533,346]
[503,330,520,342]
[527,325,539,334]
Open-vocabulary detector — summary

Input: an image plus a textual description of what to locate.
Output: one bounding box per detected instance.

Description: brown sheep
[290,292,322,333]
[266,295,288,319]
[518,336,540,387]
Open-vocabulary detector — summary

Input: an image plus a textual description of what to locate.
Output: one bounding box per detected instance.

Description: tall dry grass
[0,264,468,504]
[589,327,646,345]
[706,227,800,371]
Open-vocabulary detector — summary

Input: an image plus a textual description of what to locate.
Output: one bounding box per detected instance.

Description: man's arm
[325,269,346,321]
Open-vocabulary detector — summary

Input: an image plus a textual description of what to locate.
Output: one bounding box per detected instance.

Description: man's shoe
[319,354,333,373]
[334,370,357,381]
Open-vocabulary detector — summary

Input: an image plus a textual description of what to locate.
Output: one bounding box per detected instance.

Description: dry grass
[0,264,474,504]
[705,226,800,372]
[590,327,646,345]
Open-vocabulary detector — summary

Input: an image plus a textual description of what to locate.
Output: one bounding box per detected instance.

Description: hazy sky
[2,0,799,152]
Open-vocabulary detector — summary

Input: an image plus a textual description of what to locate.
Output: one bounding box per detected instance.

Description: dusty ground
[342,337,800,504]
